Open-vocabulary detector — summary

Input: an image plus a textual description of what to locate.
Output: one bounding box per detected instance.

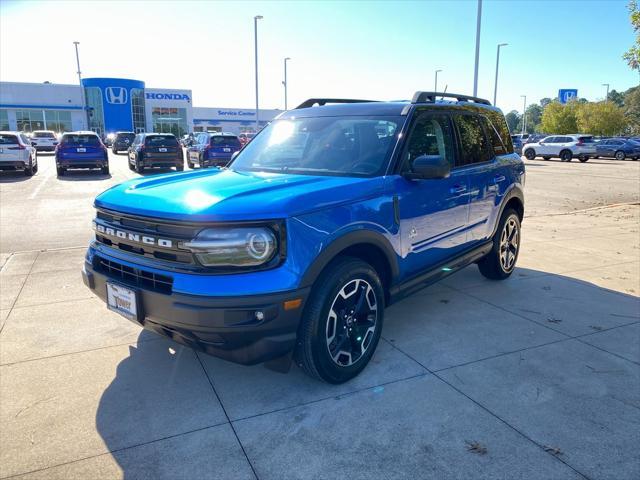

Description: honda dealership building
[0,78,281,137]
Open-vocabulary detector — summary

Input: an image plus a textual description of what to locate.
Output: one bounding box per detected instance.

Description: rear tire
[478,208,521,280]
[524,149,536,160]
[112,148,118,155]
[560,150,572,162]
[102,165,110,175]
[175,163,184,171]
[135,159,144,174]
[615,150,626,161]
[579,156,589,163]
[294,257,384,384]
[24,156,35,176]
[56,166,65,176]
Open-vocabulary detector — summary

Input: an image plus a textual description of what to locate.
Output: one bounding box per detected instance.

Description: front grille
[95,256,173,294]
[95,209,198,265]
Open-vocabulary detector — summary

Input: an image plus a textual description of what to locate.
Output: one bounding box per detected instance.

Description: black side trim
[389,241,493,305]
[491,186,524,237]
[299,230,400,288]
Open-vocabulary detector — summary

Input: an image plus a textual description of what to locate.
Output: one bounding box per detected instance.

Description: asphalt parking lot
[1,151,639,479]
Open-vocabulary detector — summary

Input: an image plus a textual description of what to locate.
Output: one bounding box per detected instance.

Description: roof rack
[411,91,491,106]
[295,98,378,109]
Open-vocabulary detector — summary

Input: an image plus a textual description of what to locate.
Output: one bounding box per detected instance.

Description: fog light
[254,311,265,321]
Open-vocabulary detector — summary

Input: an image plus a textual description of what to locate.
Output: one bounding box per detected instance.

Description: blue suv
[82,92,524,383]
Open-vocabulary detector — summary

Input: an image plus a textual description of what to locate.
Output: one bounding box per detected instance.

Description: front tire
[524,149,536,160]
[295,257,384,384]
[560,150,572,162]
[478,208,521,280]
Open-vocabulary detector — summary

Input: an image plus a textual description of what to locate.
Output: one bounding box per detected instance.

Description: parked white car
[523,135,597,162]
[0,131,38,176]
[30,130,59,153]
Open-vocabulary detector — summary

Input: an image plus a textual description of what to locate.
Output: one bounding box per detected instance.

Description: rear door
[0,134,22,162]
[145,135,179,159]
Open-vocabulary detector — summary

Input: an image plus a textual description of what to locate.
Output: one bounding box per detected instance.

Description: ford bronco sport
[83,92,525,383]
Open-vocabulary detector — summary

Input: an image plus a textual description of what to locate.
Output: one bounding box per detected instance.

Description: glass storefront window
[85,87,104,135]
[0,110,8,130]
[152,107,187,137]
[16,110,45,132]
[44,110,72,133]
[131,88,146,133]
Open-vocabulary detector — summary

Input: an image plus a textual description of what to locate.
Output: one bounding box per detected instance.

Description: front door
[391,112,470,278]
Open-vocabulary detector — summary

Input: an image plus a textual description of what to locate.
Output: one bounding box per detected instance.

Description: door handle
[493,175,506,183]
[449,185,467,194]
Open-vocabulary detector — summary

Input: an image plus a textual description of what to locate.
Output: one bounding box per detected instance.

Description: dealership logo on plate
[105,87,128,105]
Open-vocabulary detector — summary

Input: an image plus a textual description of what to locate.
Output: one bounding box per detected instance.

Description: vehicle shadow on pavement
[94,267,639,479]
[57,171,112,181]
[0,172,35,183]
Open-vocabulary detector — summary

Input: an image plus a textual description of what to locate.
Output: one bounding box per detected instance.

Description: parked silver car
[0,131,38,175]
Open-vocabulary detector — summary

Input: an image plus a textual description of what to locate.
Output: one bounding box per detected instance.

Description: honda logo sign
[105,87,128,105]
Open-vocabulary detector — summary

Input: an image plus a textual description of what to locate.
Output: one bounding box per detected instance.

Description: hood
[94,168,384,222]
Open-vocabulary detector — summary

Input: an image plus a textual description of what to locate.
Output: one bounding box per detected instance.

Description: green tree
[576,102,626,136]
[623,86,640,134]
[540,101,578,134]
[505,110,520,133]
[540,97,552,108]
[516,104,543,134]
[624,0,640,70]
[608,89,625,107]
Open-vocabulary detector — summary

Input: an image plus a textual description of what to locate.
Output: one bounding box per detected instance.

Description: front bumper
[82,253,310,365]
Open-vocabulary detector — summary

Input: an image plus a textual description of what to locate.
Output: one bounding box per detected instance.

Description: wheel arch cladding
[299,231,399,304]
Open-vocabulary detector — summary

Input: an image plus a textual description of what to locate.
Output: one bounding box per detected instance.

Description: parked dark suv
[127,133,184,173]
[187,132,242,169]
[111,132,136,154]
[83,92,524,383]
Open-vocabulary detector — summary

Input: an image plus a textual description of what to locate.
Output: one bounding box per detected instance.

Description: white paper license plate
[77,147,86,153]
[107,283,138,321]
[159,147,167,152]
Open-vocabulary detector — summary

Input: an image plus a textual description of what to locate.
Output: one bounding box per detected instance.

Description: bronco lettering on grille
[93,222,173,248]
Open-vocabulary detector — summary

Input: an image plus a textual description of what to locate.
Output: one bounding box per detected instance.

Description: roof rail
[295,98,378,109]
[411,91,492,106]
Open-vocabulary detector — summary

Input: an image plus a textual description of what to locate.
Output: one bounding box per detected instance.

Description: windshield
[231,116,402,177]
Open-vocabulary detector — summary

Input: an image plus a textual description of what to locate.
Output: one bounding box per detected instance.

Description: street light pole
[253,15,263,131]
[521,95,527,136]
[73,41,88,130]
[602,83,610,101]
[493,43,508,106]
[283,57,291,110]
[473,0,482,96]
[434,69,442,92]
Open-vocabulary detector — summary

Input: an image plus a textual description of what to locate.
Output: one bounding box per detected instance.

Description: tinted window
[402,114,455,170]
[481,116,506,155]
[484,110,513,154]
[32,131,56,139]
[543,137,557,143]
[578,136,594,144]
[0,134,19,144]
[116,133,135,141]
[61,134,100,145]
[211,135,241,147]
[145,135,178,147]
[454,114,493,165]
[231,116,401,177]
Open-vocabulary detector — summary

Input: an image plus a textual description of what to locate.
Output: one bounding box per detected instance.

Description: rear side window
[211,136,241,147]
[484,110,514,154]
[453,114,493,165]
[578,136,594,144]
[145,135,178,147]
[402,114,455,170]
[61,134,100,145]
[481,116,507,155]
[0,134,19,144]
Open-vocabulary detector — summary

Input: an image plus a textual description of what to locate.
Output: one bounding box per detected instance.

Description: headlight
[181,226,278,267]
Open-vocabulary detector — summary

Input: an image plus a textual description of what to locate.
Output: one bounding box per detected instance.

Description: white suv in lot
[523,135,596,162]
[30,130,59,153]
[0,131,38,176]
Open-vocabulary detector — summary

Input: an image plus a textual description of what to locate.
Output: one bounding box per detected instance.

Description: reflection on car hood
[94,168,383,222]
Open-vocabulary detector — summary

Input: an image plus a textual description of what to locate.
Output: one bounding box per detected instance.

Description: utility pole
[73,41,88,130]
[602,83,610,101]
[435,69,442,92]
[493,43,508,106]
[254,15,263,131]
[521,95,527,136]
[473,0,482,96]
[283,57,291,110]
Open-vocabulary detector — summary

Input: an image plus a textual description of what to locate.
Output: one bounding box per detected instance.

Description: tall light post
[602,83,610,101]
[283,57,291,110]
[472,0,482,96]
[493,43,508,106]
[521,95,527,136]
[253,15,263,131]
[73,41,88,130]
[434,69,442,92]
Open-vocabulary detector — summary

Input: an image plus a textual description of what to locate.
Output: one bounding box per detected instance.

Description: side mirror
[405,154,450,180]
[230,151,240,162]
[31,142,37,147]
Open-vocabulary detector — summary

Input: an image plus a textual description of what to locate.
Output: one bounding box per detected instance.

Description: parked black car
[595,138,640,160]
[127,133,184,173]
[112,132,136,154]
[511,135,523,155]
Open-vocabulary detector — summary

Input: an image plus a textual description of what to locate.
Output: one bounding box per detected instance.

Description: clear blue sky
[1,0,637,114]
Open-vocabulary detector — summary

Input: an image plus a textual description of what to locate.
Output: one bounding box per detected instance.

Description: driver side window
[402,114,455,172]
